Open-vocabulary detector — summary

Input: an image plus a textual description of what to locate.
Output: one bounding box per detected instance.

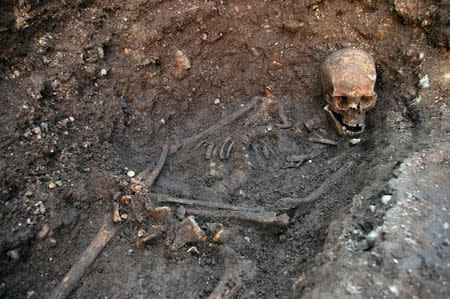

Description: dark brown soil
[0,0,449,298]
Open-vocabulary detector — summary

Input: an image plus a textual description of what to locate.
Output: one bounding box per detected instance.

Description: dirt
[0,0,449,298]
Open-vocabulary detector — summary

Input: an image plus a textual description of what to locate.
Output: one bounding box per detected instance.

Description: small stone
[37,224,50,240]
[32,127,41,135]
[176,205,186,220]
[366,228,380,247]
[127,170,135,178]
[381,194,392,205]
[120,195,131,205]
[130,184,143,193]
[419,74,430,89]
[369,205,376,213]
[175,50,191,70]
[214,98,221,105]
[389,285,400,296]
[171,216,206,251]
[138,229,146,238]
[121,214,128,220]
[68,116,75,122]
[244,236,251,243]
[98,47,105,59]
[350,138,361,145]
[443,222,449,230]
[48,181,57,189]
[6,249,19,261]
[100,68,108,76]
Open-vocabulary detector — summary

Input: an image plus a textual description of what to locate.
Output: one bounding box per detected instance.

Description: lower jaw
[324,105,365,137]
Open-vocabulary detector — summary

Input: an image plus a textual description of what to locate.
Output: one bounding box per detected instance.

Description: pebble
[214,98,221,104]
[366,228,380,247]
[350,138,361,145]
[389,285,400,296]
[6,249,19,261]
[443,222,449,230]
[176,205,186,220]
[419,74,430,89]
[175,50,191,70]
[369,205,376,213]
[127,170,135,178]
[381,194,392,205]
[48,181,57,189]
[37,224,50,240]
[100,68,108,76]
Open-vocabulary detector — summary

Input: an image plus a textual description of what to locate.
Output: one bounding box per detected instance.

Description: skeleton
[321,48,377,137]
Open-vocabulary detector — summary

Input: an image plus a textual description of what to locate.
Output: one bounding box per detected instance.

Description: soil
[0,0,449,298]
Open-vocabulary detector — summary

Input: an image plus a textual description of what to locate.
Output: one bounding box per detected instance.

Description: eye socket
[333,96,349,110]
[360,96,374,108]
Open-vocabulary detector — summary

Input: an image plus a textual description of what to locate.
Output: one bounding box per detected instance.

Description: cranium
[321,48,377,137]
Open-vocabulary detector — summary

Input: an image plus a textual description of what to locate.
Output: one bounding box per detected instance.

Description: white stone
[419,74,430,89]
[214,98,220,104]
[381,194,392,205]
[127,170,135,178]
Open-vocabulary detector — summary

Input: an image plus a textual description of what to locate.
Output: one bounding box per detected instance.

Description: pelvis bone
[321,48,377,137]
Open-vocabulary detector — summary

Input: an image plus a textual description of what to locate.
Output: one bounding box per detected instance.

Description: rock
[283,20,303,33]
[175,50,191,70]
[36,224,50,240]
[214,98,221,104]
[350,138,361,145]
[130,184,143,193]
[149,206,172,222]
[366,227,380,247]
[393,0,425,23]
[100,68,108,76]
[127,170,135,178]
[381,194,392,205]
[176,205,186,220]
[48,181,57,189]
[137,229,146,238]
[419,74,430,88]
[6,249,19,261]
[171,216,206,251]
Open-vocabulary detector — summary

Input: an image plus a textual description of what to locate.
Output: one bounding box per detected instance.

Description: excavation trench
[0,0,448,298]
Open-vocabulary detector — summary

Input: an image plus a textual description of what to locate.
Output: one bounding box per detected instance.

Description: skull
[321,48,377,137]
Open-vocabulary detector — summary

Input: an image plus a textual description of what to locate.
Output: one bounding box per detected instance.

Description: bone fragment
[152,193,266,213]
[171,216,206,251]
[205,143,215,160]
[179,97,262,152]
[285,152,322,167]
[185,208,290,227]
[274,98,292,129]
[219,137,233,160]
[48,213,118,299]
[112,202,122,223]
[135,141,170,186]
[275,161,353,211]
[208,246,256,299]
[50,143,170,299]
[308,136,338,146]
